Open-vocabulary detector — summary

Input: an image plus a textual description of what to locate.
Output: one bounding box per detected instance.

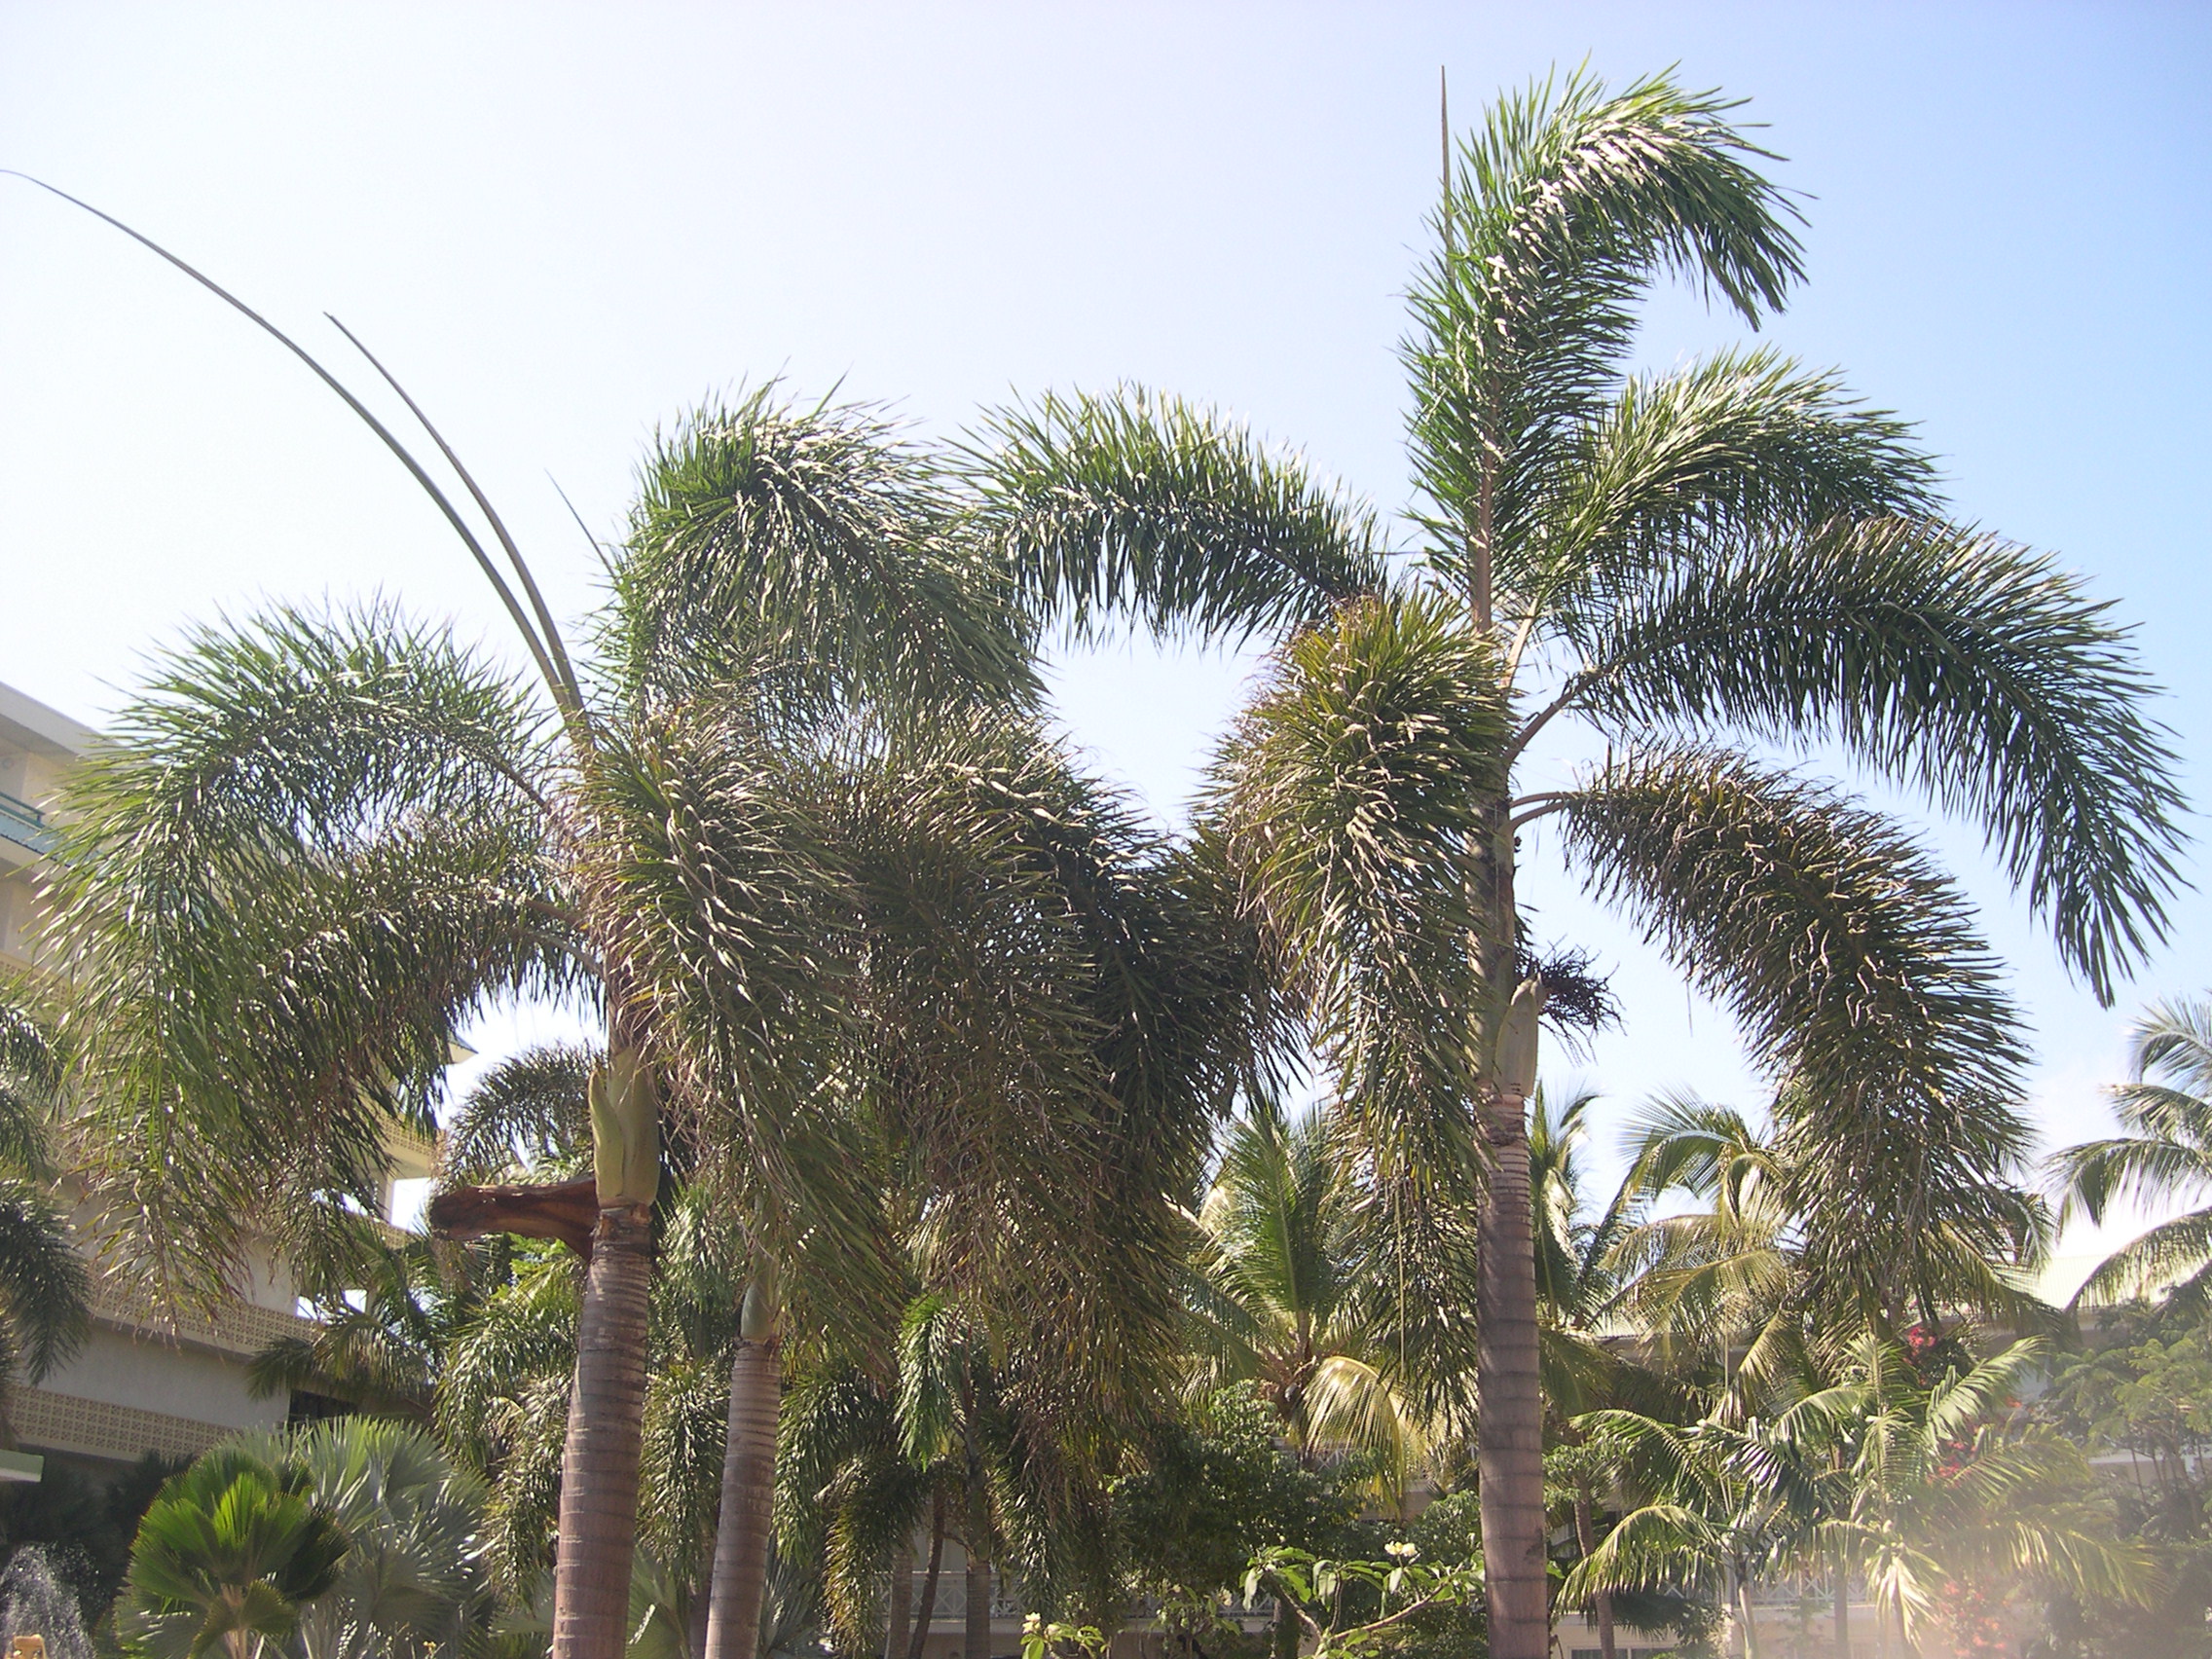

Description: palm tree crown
[968,68,2186,1659]
[1188,1108,1427,1491]
[2057,996,2212,1309]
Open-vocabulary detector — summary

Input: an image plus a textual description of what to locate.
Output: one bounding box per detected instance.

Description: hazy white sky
[4,3,2208,1254]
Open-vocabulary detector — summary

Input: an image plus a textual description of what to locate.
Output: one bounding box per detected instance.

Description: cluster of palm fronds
[0,58,2199,1659]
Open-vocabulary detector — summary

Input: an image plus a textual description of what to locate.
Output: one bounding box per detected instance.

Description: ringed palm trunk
[705,1269,784,1659]
[1476,977,1549,1659]
[555,1200,655,1659]
[555,1042,662,1659]
[887,1540,913,1659]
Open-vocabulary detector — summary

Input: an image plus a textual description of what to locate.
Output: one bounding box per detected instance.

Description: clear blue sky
[4,3,2208,1258]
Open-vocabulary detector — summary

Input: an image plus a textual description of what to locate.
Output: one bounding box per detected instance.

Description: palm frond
[2124,996,2212,1100]
[2068,1207,2212,1309]
[1558,746,2024,1108]
[1613,1091,1775,1207]
[610,386,1034,717]
[2052,1135,2212,1226]
[0,1175,88,1381]
[440,1043,598,1183]
[1207,591,1509,1176]
[1406,69,1805,593]
[1522,347,1936,619]
[968,386,1384,645]
[47,605,563,1306]
[580,700,888,1310]
[1302,1353,1425,1491]
[0,995,62,1176]
[1558,516,2186,1003]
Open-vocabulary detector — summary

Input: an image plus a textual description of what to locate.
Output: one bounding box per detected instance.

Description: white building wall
[37,1327,288,1435]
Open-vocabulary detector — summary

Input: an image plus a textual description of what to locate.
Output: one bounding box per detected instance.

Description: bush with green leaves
[1110,1384,1370,1614]
[2036,1304,2212,1657]
[1241,1545,1481,1659]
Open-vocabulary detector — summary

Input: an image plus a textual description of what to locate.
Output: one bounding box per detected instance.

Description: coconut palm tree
[1612,1088,2054,1413]
[1187,1106,1428,1492]
[971,72,2185,1657]
[1525,1087,1658,1659]
[1610,1100,1789,1339]
[1567,1336,2158,1657]
[2055,995,2212,1309]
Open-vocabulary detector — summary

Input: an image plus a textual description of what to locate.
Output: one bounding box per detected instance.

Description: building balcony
[0,791,55,857]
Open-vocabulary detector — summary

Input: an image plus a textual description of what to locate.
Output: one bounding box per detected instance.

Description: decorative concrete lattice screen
[12,1386,230,1463]
[88,1281,311,1356]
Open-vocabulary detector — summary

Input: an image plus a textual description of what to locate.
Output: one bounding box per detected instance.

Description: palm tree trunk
[689,1584,713,1659]
[887,1540,913,1659]
[906,1491,945,1659]
[1735,1573,1762,1659]
[1476,1077,1547,1659]
[1831,1555,1850,1659]
[1571,1483,1614,1659]
[705,1273,784,1659]
[552,1200,655,1659]
[961,1442,993,1659]
[962,1547,990,1659]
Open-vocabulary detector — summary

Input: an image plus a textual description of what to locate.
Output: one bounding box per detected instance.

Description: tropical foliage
[2058,996,2212,1308]
[119,1449,350,1659]
[10,59,2199,1659]
[959,62,2183,1659]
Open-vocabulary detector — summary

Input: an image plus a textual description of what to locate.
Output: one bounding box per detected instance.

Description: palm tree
[971,72,2185,1657]
[16,180,1054,1659]
[1611,1089,2054,1412]
[2055,995,2212,1309]
[1188,1106,1428,1492]
[431,1098,748,1653]
[1528,1088,1635,1347]
[774,1359,940,1659]
[262,1417,494,1659]
[119,1449,351,1659]
[420,707,1239,1659]
[0,1002,92,1421]
[247,1228,521,1423]
[1607,1097,1794,1386]
[35,375,1090,1659]
[1568,1336,2158,1657]
[1526,1088,1652,1659]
